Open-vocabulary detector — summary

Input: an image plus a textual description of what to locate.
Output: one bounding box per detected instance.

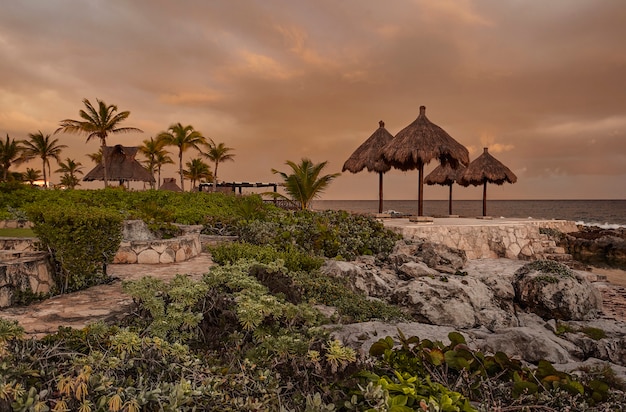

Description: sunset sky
[1,1,625,200]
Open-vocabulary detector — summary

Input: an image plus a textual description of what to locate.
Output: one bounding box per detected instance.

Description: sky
[1,0,625,200]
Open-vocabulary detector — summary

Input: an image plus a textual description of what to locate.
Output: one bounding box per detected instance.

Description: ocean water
[312,199,626,228]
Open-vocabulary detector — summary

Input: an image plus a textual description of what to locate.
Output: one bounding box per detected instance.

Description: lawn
[0,227,36,237]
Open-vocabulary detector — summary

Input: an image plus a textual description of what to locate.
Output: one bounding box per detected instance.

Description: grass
[0,228,36,238]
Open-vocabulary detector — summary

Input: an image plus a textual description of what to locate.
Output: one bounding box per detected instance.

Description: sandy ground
[589,266,626,287]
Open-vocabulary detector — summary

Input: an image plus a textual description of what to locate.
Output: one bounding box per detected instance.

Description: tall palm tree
[139,136,169,189]
[20,131,67,188]
[154,150,174,189]
[23,168,42,185]
[157,123,207,191]
[0,134,24,182]
[183,158,212,190]
[202,140,235,191]
[56,98,143,187]
[271,158,341,210]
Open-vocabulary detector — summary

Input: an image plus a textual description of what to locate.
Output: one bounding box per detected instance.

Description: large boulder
[389,239,467,274]
[513,260,603,321]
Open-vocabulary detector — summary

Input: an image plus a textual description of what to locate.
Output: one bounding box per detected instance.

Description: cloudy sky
[1,0,625,200]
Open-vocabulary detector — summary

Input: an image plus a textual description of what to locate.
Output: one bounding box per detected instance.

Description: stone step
[541,240,555,248]
[544,253,573,262]
[544,246,566,254]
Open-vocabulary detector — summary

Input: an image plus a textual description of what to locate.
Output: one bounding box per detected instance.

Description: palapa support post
[448,184,453,215]
[483,180,488,216]
[418,162,424,216]
[378,171,384,214]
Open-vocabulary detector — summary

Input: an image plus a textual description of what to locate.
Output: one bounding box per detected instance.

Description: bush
[26,203,123,293]
[209,242,324,272]
[239,209,401,260]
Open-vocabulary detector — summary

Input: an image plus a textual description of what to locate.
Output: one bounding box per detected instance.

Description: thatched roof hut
[83,145,155,184]
[381,106,469,216]
[424,163,466,215]
[159,177,183,192]
[342,120,394,213]
[458,147,517,216]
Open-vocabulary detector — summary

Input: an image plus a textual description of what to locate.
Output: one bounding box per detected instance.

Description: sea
[312,199,626,229]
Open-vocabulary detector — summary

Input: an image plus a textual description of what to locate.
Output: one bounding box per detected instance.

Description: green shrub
[26,203,123,293]
[209,242,324,272]
[239,209,401,260]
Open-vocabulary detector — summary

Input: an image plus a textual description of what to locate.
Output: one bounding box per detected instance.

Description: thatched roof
[381,106,469,170]
[458,147,517,186]
[424,163,466,186]
[342,121,394,174]
[83,145,155,183]
[159,177,182,192]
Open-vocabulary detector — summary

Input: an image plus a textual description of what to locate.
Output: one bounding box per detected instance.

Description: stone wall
[0,252,56,308]
[0,220,33,229]
[113,235,202,264]
[385,219,579,260]
[0,237,37,252]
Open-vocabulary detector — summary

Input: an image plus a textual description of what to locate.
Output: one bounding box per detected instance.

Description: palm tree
[23,168,42,185]
[0,134,24,182]
[154,150,174,189]
[87,149,103,165]
[55,158,84,189]
[157,123,207,191]
[56,98,143,187]
[271,158,341,210]
[139,136,169,189]
[202,140,235,191]
[20,131,67,188]
[183,158,212,190]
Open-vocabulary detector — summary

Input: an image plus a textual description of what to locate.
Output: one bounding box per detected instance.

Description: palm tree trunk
[213,162,219,192]
[178,149,184,191]
[101,143,109,187]
[42,159,47,188]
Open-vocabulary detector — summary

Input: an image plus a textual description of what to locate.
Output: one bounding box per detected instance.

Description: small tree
[157,123,207,191]
[23,168,42,185]
[55,158,84,189]
[202,140,235,191]
[0,134,24,182]
[20,131,66,188]
[271,158,341,210]
[183,158,212,190]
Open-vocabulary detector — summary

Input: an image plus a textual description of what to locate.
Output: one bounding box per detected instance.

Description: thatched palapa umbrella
[381,106,469,216]
[84,145,155,186]
[424,163,466,215]
[159,177,183,192]
[458,147,517,216]
[342,120,394,213]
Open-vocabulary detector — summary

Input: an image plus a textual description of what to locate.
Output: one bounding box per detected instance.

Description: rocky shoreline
[327,238,626,381]
[558,225,626,270]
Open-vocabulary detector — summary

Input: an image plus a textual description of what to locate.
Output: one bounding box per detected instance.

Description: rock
[320,260,397,297]
[397,261,439,279]
[390,239,467,274]
[560,226,626,269]
[470,327,581,364]
[513,260,603,321]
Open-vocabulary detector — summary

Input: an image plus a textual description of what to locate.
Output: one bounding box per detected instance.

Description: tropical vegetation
[55,98,143,187]
[272,157,341,210]
[19,131,67,188]
[157,123,207,191]
[202,139,235,190]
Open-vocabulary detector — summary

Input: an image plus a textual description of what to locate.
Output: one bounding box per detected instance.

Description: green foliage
[26,203,123,293]
[555,322,607,341]
[209,242,324,272]
[239,209,401,260]
[365,331,622,410]
[122,274,209,342]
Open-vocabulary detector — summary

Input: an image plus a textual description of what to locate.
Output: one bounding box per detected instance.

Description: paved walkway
[0,253,214,338]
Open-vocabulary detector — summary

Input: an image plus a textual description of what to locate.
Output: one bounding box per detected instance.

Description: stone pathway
[0,253,214,338]
[1,254,625,338]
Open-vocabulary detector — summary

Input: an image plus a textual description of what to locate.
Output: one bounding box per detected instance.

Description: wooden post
[482,180,487,216]
[418,162,424,216]
[378,171,384,214]
[448,184,453,215]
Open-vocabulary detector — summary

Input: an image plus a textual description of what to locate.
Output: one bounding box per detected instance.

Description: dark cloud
[0,1,624,198]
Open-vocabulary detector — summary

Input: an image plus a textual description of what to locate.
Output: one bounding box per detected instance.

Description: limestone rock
[397,261,439,279]
[513,260,603,321]
[320,260,397,297]
[470,327,581,364]
[390,239,467,274]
